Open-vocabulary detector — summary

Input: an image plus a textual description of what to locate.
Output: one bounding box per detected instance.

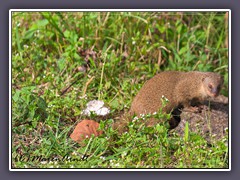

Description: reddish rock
[70,120,103,143]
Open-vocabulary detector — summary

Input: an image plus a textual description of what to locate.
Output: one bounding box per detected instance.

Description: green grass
[11,11,229,169]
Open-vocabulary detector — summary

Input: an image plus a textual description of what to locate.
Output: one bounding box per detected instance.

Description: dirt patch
[173,95,229,143]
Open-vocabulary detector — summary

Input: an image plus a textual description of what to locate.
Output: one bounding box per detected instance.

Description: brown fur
[114,71,223,132]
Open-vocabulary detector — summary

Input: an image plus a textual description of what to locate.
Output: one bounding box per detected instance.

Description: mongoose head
[202,73,223,98]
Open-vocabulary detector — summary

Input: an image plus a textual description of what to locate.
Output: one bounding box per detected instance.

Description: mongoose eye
[208,84,213,89]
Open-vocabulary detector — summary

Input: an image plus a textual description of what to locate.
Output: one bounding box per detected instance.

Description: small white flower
[153,112,157,115]
[132,41,136,45]
[82,100,110,116]
[140,114,145,118]
[95,107,110,116]
[115,163,120,167]
[40,161,47,165]
[80,94,87,99]
[122,151,127,157]
[86,100,104,111]
[132,116,138,122]
[100,156,106,160]
[23,45,29,49]
[17,22,21,27]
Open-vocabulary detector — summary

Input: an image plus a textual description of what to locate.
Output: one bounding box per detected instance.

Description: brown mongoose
[126,71,223,129]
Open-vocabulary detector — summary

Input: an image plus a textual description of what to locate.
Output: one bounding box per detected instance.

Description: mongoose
[127,71,223,129]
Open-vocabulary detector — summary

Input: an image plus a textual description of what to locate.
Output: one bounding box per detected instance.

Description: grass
[11,11,229,169]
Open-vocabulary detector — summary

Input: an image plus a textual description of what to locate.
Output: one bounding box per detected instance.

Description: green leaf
[178,47,187,55]
[64,30,70,38]
[12,90,20,102]
[110,99,119,109]
[57,58,66,71]
[37,19,49,27]
[23,29,36,39]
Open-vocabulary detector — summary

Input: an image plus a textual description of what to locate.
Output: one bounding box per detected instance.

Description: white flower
[40,161,47,165]
[132,116,138,122]
[122,151,127,157]
[80,94,87,99]
[82,100,110,116]
[95,107,110,116]
[100,156,106,160]
[86,100,104,111]
[140,114,145,118]
[115,163,120,167]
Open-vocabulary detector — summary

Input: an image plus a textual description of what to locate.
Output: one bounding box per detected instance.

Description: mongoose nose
[211,87,219,97]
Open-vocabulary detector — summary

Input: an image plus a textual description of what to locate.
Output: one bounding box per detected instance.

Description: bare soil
[173,95,229,143]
